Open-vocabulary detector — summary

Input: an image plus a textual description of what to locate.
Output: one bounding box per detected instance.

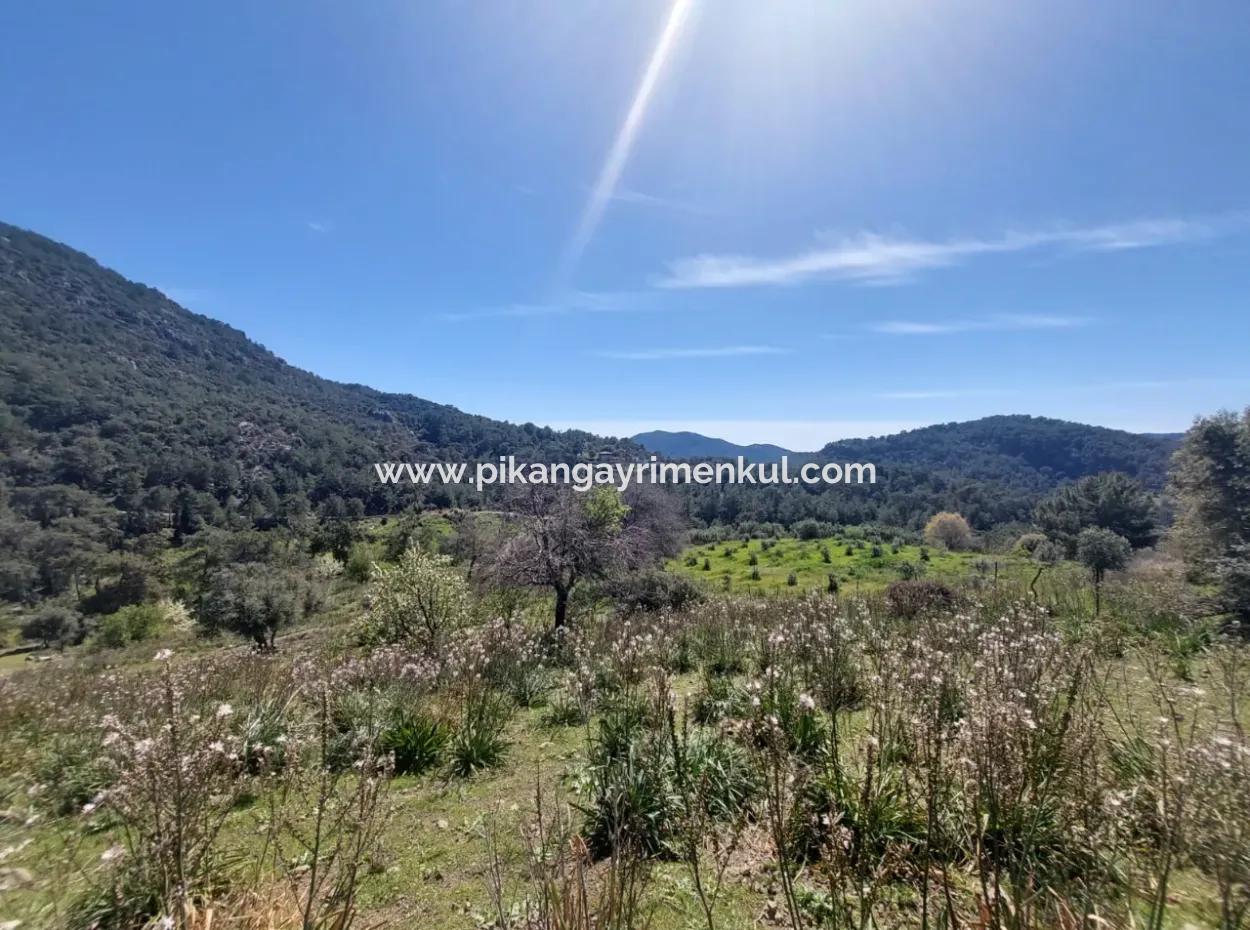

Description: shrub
[678,727,760,822]
[363,546,472,653]
[581,737,675,859]
[20,605,82,648]
[238,697,291,776]
[885,579,956,619]
[693,673,745,725]
[344,542,374,583]
[35,731,113,816]
[544,690,588,727]
[448,690,511,777]
[1015,532,1049,555]
[794,762,926,864]
[94,603,165,649]
[379,706,448,776]
[608,569,704,614]
[196,564,302,649]
[924,511,974,551]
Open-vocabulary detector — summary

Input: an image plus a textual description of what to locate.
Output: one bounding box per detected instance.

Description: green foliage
[1076,527,1132,584]
[448,690,511,777]
[196,562,303,649]
[0,223,633,612]
[344,542,375,583]
[379,706,449,776]
[19,604,82,647]
[1035,471,1157,555]
[93,603,164,649]
[363,546,471,652]
[1171,408,1250,625]
[35,731,113,816]
[604,568,704,614]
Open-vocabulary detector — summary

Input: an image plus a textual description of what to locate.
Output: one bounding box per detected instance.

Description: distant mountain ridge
[630,430,806,463]
[632,418,1179,490]
[815,415,1180,489]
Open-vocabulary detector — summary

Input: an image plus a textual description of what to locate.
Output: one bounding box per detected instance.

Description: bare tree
[490,485,683,630]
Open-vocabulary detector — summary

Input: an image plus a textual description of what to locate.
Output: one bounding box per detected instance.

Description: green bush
[93,603,164,649]
[448,690,511,777]
[380,705,449,775]
[35,732,113,816]
[344,542,374,583]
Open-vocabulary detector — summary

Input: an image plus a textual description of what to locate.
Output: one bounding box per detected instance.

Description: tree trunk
[1030,565,1043,601]
[553,584,570,631]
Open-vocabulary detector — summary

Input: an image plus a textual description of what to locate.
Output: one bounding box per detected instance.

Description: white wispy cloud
[307,220,333,233]
[609,187,711,215]
[870,314,1087,336]
[657,215,1238,289]
[875,376,1250,402]
[595,345,789,361]
[876,388,1018,400]
[440,290,655,322]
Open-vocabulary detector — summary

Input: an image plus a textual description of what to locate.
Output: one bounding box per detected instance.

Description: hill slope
[817,416,1179,489]
[676,417,1180,531]
[0,222,633,604]
[631,430,803,462]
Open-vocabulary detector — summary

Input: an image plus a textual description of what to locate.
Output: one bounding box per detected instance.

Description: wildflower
[100,844,125,862]
[153,649,174,662]
[215,703,234,719]
[798,693,816,711]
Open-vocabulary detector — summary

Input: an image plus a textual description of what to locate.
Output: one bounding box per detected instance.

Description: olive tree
[1076,527,1131,616]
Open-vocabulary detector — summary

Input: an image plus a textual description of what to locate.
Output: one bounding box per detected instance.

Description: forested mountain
[677,417,1180,530]
[631,430,803,462]
[818,417,1179,486]
[0,221,1186,608]
[0,223,630,605]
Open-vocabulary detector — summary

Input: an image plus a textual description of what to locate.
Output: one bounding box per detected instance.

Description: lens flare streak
[557,0,695,284]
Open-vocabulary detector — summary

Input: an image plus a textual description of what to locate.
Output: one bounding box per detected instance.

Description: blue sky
[3,0,1249,449]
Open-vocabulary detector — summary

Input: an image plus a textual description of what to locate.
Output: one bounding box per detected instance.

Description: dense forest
[677,416,1178,529]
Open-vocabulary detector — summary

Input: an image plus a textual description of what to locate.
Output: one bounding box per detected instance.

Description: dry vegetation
[1,565,1246,930]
